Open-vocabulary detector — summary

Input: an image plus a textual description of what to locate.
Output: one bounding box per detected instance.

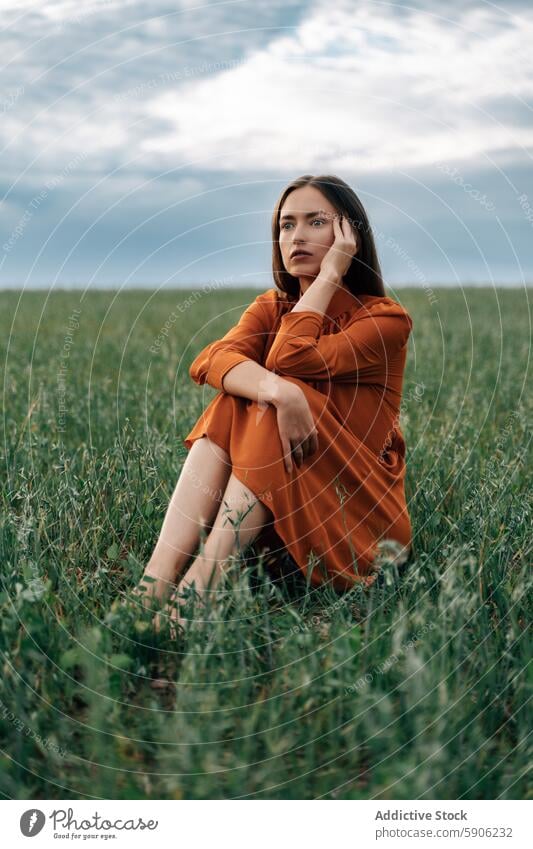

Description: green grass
[0,286,531,800]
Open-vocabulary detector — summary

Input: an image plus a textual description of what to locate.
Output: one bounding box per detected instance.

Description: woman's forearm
[290,273,341,315]
[220,359,289,407]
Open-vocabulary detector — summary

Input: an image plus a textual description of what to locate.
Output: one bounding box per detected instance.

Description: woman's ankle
[139,564,178,599]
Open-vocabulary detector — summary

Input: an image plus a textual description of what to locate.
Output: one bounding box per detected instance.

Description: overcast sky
[1,0,532,290]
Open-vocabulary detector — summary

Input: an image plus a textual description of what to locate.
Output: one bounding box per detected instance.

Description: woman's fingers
[338,213,357,251]
[281,434,293,473]
[292,442,304,467]
[301,429,318,459]
[294,428,319,465]
[342,215,358,253]
[279,416,318,473]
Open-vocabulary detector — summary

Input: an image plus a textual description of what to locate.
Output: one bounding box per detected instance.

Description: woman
[133,174,414,630]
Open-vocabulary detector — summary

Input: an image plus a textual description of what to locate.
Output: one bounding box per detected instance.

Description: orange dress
[183,285,414,591]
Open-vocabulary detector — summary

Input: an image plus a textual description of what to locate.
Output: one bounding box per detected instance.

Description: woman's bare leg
[134,436,232,604]
[160,472,274,628]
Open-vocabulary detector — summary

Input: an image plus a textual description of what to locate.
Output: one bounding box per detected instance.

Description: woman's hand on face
[274,382,319,473]
[319,214,359,283]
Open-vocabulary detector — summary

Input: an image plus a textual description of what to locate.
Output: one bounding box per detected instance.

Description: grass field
[0,286,531,800]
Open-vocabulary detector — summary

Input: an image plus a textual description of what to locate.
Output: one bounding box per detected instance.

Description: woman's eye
[281,219,325,230]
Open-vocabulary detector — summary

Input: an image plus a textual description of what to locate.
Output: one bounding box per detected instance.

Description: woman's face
[279,185,339,284]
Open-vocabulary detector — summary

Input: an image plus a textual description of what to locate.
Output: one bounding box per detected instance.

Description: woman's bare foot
[154,593,187,640]
[154,578,213,639]
[127,565,179,612]
[124,556,221,637]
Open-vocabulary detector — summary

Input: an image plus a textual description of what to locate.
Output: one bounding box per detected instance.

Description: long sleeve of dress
[189,292,274,390]
[264,301,413,384]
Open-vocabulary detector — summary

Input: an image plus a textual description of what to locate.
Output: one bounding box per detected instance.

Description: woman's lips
[291,253,313,260]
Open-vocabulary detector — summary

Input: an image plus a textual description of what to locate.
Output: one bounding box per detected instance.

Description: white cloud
[142,0,533,172]
[2,0,532,183]
[0,0,143,21]
[0,0,299,177]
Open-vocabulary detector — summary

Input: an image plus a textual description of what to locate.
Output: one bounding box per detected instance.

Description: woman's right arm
[188,291,274,390]
[221,360,318,473]
[188,291,318,471]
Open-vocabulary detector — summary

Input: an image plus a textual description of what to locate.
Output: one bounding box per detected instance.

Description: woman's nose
[291,223,307,241]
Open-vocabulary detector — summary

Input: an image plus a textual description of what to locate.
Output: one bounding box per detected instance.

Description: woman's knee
[205,436,231,463]
[193,434,230,464]
[217,473,272,522]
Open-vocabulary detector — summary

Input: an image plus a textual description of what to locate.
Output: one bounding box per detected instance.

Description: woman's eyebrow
[280,210,330,221]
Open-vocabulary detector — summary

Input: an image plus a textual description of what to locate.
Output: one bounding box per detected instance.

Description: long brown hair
[271,174,386,300]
